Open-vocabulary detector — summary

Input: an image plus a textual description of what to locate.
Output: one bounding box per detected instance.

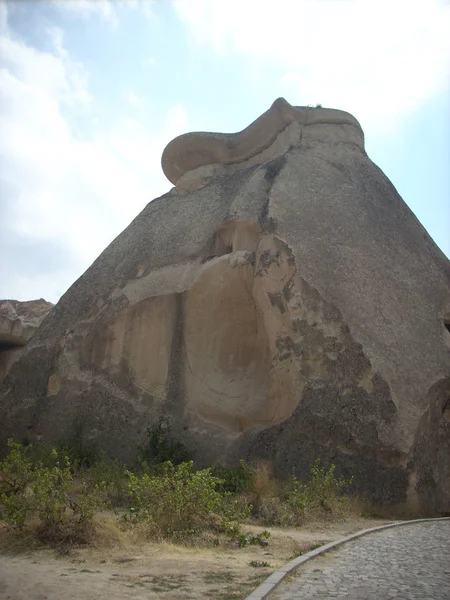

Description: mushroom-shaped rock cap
[161,98,363,185]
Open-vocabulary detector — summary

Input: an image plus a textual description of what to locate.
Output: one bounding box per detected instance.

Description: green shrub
[0,440,35,527]
[236,529,270,549]
[139,418,189,467]
[0,440,108,542]
[86,453,129,507]
[212,460,253,494]
[125,460,268,545]
[285,473,308,517]
[217,498,252,541]
[1,439,355,548]
[284,459,352,521]
[31,449,107,538]
[220,504,270,548]
[244,459,353,526]
[125,461,223,537]
[304,459,352,508]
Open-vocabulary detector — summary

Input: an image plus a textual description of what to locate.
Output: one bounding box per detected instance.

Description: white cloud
[141,56,156,68]
[51,0,157,27]
[0,12,188,303]
[51,0,118,25]
[173,0,450,133]
[127,0,157,20]
[0,0,8,35]
[1,32,91,109]
[126,91,143,107]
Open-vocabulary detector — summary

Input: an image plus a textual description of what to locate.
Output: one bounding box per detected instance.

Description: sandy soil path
[0,518,391,600]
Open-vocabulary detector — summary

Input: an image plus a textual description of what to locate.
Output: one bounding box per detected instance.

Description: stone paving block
[268,521,450,600]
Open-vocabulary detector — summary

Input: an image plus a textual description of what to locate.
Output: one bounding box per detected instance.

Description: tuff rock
[0,299,53,386]
[1,99,449,512]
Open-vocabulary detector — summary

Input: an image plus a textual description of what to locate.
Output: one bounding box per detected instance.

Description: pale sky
[1,0,449,303]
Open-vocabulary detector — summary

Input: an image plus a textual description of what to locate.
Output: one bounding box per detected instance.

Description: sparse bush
[59,415,99,468]
[125,461,223,537]
[238,529,271,548]
[248,462,277,515]
[0,440,35,528]
[1,439,355,550]
[87,453,129,507]
[212,460,252,494]
[284,472,308,522]
[233,527,271,549]
[232,459,354,526]
[0,440,108,543]
[218,501,270,547]
[217,498,252,541]
[31,449,108,541]
[139,418,190,467]
[303,459,352,509]
[231,461,290,525]
[281,459,353,523]
[125,460,268,545]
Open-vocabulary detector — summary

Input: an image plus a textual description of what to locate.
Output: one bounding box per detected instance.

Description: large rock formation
[1,99,449,512]
[0,299,53,386]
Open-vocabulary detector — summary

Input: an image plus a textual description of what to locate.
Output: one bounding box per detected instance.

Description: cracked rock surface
[1,99,449,512]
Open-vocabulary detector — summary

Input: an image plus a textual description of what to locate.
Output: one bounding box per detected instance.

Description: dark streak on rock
[165,293,186,419]
[267,292,285,313]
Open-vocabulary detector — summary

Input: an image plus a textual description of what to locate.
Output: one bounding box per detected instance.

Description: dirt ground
[0,517,392,600]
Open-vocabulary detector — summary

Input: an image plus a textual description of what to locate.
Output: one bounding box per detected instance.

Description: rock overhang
[161,97,364,185]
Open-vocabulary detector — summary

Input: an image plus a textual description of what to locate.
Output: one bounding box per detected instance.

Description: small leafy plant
[306,459,352,508]
[249,560,270,568]
[0,440,35,527]
[212,460,252,494]
[125,461,223,536]
[285,459,352,520]
[0,440,108,543]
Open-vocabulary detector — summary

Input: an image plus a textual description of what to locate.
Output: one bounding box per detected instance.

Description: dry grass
[0,512,126,556]
[0,451,422,600]
[250,462,278,503]
[0,515,398,600]
[231,460,362,528]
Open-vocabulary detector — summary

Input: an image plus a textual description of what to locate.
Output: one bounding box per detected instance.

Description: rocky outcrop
[162,98,362,185]
[1,99,449,513]
[0,299,53,386]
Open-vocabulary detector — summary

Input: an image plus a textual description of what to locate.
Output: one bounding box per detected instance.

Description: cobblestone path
[270,521,450,599]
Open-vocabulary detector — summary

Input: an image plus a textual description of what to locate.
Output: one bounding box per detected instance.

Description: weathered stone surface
[1,99,449,513]
[0,299,53,386]
[162,97,363,185]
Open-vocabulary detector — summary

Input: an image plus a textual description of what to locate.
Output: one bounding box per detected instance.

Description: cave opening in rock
[442,398,450,421]
[0,341,18,351]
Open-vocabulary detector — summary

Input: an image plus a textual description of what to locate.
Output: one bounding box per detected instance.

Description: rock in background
[0,299,53,386]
